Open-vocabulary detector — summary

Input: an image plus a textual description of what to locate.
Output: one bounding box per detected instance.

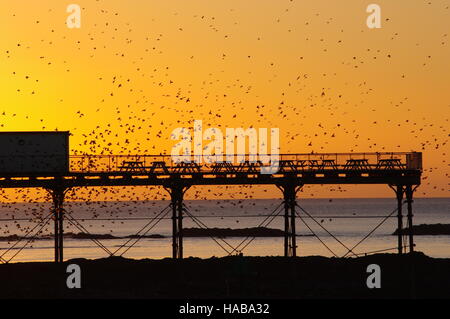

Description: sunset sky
[0,0,448,200]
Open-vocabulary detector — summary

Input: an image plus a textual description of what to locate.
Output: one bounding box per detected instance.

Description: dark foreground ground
[0,252,449,299]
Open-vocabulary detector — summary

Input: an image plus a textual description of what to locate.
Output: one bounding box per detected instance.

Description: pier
[0,152,422,262]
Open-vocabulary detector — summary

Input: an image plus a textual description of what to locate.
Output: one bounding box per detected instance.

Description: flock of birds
[0,1,448,241]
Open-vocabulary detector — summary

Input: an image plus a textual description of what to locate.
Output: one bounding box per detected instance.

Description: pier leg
[49,187,66,263]
[177,188,184,259]
[280,183,300,257]
[54,201,59,263]
[167,185,186,259]
[396,186,404,254]
[290,191,296,257]
[284,197,289,257]
[405,185,414,253]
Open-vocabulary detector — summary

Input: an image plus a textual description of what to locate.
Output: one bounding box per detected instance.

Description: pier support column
[278,183,302,257]
[405,185,415,253]
[395,186,405,254]
[48,187,67,263]
[165,184,189,259]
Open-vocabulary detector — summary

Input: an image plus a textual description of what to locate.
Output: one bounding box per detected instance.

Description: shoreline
[2,222,449,242]
[393,223,450,236]
[0,227,315,241]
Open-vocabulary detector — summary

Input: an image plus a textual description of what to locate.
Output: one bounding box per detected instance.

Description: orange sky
[0,0,448,200]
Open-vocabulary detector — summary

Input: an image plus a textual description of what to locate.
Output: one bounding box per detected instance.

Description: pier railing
[68,152,422,174]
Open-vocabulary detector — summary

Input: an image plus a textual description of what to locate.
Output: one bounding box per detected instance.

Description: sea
[0,198,448,263]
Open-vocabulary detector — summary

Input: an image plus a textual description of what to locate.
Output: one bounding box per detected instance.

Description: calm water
[0,198,448,262]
